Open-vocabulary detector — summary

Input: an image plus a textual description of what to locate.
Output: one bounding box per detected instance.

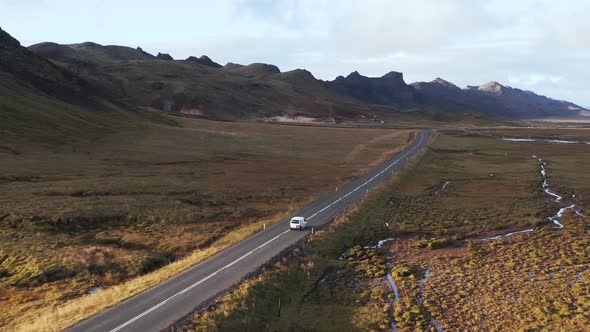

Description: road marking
[107,131,426,332]
[109,229,291,332]
[307,132,425,220]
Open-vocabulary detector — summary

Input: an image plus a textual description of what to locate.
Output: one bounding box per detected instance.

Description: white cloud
[508,74,564,87]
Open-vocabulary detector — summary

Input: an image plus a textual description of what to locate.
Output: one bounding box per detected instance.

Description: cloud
[508,74,564,87]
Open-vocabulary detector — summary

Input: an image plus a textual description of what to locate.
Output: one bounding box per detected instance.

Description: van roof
[290,216,305,221]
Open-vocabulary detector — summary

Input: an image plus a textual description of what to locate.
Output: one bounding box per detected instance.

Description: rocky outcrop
[223,62,280,75]
[279,69,316,81]
[222,62,245,71]
[0,27,21,48]
[156,52,173,60]
[468,81,505,93]
[326,71,415,106]
[185,55,222,68]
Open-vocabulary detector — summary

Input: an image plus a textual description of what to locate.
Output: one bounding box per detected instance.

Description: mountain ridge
[8,29,588,120]
[410,76,585,118]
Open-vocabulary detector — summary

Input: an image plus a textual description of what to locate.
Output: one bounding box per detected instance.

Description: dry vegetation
[0,117,414,331]
[178,127,590,331]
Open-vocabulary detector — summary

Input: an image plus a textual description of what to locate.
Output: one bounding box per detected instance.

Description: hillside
[2,26,496,150]
[0,27,173,146]
[27,40,361,121]
[1,29,91,102]
[28,41,156,64]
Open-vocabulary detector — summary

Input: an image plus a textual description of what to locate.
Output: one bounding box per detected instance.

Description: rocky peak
[135,46,154,58]
[431,77,460,89]
[381,71,404,81]
[243,63,280,74]
[223,62,245,71]
[327,70,415,106]
[470,81,507,94]
[156,52,173,60]
[186,55,222,68]
[346,71,363,79]
[279,69,317,82]
[78,41,101,48]
[0,27,21,48]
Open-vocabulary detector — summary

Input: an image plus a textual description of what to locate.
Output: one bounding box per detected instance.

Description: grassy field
[178,127,590,331]
[0,117,415,331]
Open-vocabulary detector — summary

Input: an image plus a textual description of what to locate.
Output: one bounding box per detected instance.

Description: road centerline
[308,132,424,220]
[69,131,427,332]
[108,228,292,332]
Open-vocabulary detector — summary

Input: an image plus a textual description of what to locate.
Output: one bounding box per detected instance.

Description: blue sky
[2,0,588,106]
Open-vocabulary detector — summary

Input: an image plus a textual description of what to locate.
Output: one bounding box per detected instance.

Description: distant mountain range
[325,71,584,119]
[411,78,584,118]
[1,27,586,131]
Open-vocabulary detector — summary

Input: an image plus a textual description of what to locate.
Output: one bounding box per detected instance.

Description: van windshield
[291,220,300,224]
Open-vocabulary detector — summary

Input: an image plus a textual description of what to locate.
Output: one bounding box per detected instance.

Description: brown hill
[0,28,172,145]
[26,40,357,120]
[28,41,156,64]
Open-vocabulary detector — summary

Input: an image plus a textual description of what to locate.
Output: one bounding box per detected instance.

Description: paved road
[67,130,429,332]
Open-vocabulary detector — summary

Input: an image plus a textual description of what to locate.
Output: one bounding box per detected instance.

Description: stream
[502,138,590,145]
[482,229,534,241]
[548,205,576,229]
[435,181,452,195]
[415,267,444,332]
[385,262,400,332]
[364,237,396,249]
[533,155,586,228]
[482,154,585,240]
[534,155,563,202]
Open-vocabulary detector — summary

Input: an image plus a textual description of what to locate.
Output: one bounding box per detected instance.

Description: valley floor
[176,127,590,331]
[0,117,415,331]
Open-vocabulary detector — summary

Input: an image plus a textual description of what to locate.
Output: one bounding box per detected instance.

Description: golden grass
[178,135,431,331]
[0,117,415,329]
[9,210,295,332]
[174,128,590,330]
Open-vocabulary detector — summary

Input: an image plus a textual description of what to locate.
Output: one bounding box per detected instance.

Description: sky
[2,0,588,106]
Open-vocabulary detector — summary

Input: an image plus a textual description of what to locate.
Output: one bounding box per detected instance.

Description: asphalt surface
[67,130,429,332]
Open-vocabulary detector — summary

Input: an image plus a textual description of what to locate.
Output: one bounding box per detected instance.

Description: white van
[289,216,307,230]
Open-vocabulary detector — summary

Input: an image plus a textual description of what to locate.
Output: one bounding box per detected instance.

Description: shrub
[139,255,168,274]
